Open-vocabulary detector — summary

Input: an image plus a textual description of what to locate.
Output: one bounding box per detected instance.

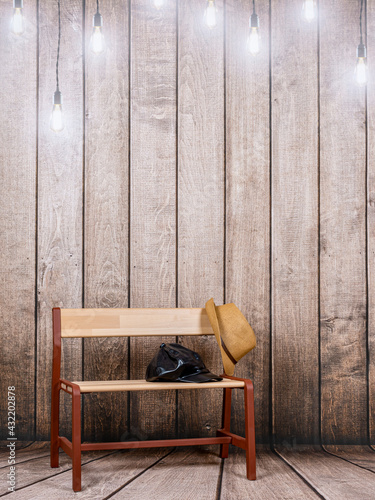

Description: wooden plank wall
[0,0,37,439]
[320,0,367,444]
[83,0,130,442]
[0,0,373,445]
[177,0,224,438]
[129,0,177,440]
[271,0,319,444]
[369,0,375,445]
[225,0,270,442]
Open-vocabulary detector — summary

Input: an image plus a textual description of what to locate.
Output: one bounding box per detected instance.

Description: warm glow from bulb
[11,8,25,35]
[153,0,164,9]
[50,104,64,132]
[90,26,105,54]
[204,0,217,29]
[355,58,368,86]
[247,28,260,55]
[302,0,316,22]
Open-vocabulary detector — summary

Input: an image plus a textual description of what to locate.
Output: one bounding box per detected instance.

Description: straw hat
[205,298,256,376]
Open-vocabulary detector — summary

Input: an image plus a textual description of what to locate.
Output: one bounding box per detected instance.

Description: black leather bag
[146,343,223,383]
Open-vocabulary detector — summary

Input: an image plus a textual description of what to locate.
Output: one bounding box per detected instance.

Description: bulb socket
[93,12,103,28]
[250,12,259,28]
[357,43,366,59]
[53,90,62,105]
[13,0,23,8]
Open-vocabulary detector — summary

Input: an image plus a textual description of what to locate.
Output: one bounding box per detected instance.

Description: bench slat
[60,308,214,338]
[71,379,245,392]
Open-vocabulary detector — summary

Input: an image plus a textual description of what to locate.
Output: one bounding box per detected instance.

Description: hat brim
[205,298,236,376]
[178,371,223,383]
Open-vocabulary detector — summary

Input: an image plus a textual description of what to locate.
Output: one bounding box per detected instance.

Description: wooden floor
[1,443,375,499]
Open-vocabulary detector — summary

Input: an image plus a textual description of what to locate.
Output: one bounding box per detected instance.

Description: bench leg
[72,389,81,492]
[50,384,60,468]
[220,388,232,458]
[244,380,256,480]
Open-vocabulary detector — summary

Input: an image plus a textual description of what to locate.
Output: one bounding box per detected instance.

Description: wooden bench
[51,307,256,492]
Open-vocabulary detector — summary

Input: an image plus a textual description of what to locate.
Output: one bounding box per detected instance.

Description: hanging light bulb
[204,0,217,29]
[50,0,64,132]
[90,11,105,54]
[153,0,164,9]
[247,2,260,55]
[355,43,368,86]
[302,0,316,23]
[50,90,64,132]
[354,0,368,86]
[11,0,25,35]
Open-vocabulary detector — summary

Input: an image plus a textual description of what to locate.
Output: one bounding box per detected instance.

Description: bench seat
[69,379,245,393]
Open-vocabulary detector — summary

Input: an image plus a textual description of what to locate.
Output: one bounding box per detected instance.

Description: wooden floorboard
[110,448,221,499]
[2,444,375,498]
[323,445,375,473]
[277,447,375,500]
[221,449,320,499]
[1,449,168,499]
[0,449,112,496]
[0,442,53,466]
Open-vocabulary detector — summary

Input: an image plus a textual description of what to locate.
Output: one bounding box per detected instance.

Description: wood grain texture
[129,0,177,440]
[111,448,221,499]
[36,0,83,439]
[323,445,375,472]
[0,0,37,440]
[0,442,52,466]
[177,0,225,439]
[60,307,213,337]
[225,0,270,443]
[0,449,108,495]
[84,0,130,443]
[320,0,367,443]
[221,449,319,499]
[9,449,168,499]
[71,379,244,392]
[277,447,375,499]
[368,0,375,446]
[271,0,319,444]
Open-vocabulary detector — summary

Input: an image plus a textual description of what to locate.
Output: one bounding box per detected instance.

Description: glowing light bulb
[90,12,105,54]
[247,28,260,55]
[50,91,64,132]
[355,43,368,86]
[302,0,316,22]
[247,12,260,55]
[11,0,25,35]
[355,58,368,86]
[153,0,164,9]
[204,0,217,29]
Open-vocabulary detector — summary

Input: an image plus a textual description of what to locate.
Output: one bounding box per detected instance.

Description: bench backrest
[56,307,214,338]
[52,307,215,386]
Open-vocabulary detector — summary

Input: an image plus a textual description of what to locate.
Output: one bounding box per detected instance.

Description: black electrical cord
[252,0,256,14]
[56,0,61,91]
[97,0,100,14]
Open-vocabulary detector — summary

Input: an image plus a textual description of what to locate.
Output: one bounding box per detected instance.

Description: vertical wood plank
[368,0,375,445]
[271,0,319,444]
[37,0,83,439]
[225,0,270,442]
[130,0,177,439]
[84,0,129,443]
[0,0,37,440]
[320,0,367,444]
[178,0,224,438]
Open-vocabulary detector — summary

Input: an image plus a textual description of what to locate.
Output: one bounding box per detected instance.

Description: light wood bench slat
[60,308,213,338]
[71,379,245,393]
